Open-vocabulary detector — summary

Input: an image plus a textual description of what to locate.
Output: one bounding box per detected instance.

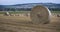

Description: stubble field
[0,11,60,32]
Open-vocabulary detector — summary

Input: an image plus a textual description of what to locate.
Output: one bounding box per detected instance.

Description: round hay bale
[4,12,10,16]
[30,5,51,24]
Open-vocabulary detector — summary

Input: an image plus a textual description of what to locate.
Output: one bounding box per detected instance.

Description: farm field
[0,11,60,14]
[0,11,60,32]
[0,11,30,14]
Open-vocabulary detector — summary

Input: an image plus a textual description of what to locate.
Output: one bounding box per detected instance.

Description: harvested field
[0,13,60,32]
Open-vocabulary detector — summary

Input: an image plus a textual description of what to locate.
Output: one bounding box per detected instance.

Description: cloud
[0,0,60,5]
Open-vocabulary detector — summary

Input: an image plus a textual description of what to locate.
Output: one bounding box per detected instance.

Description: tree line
[0,8,60,11]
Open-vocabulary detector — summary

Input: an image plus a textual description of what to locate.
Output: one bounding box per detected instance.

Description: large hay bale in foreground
[30,5,51,24]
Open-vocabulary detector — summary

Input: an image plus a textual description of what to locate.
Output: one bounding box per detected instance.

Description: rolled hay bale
[10,14,15,16]
[30,5,52,24]
[18,14,25,16]
[27,13,30,17]
[25,13,30,17]
[57,14,60,17]
[4,12,10,16]
[50,14,60,24]
[18,14,22,16]
[15,14,19,16]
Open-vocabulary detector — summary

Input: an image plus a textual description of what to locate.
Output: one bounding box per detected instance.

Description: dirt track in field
[0,14,60,32]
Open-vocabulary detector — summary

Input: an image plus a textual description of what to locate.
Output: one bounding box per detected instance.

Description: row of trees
[0,8,31,11]
[49,8,60,11]
[0,8,60,11]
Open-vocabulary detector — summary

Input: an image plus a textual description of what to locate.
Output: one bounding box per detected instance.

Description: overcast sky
[0,0,60,5]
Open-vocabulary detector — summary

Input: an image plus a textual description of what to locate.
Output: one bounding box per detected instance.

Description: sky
[0,0,60,5]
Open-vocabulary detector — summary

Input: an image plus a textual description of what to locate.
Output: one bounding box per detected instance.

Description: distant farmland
[0,11,60,14]
[0,11,30,14]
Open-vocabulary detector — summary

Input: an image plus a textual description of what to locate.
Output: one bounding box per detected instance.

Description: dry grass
[0,13,60,32]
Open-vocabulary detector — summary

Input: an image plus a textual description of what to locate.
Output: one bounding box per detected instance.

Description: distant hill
[0,3,60,11]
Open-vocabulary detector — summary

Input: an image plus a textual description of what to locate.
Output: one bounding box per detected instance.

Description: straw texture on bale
[30,5,51,24]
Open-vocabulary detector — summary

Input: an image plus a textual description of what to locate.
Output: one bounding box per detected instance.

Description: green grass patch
[0,11,30,14]
[0,12,6,14]
[0,11,60,14]
[51,11,60,13]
